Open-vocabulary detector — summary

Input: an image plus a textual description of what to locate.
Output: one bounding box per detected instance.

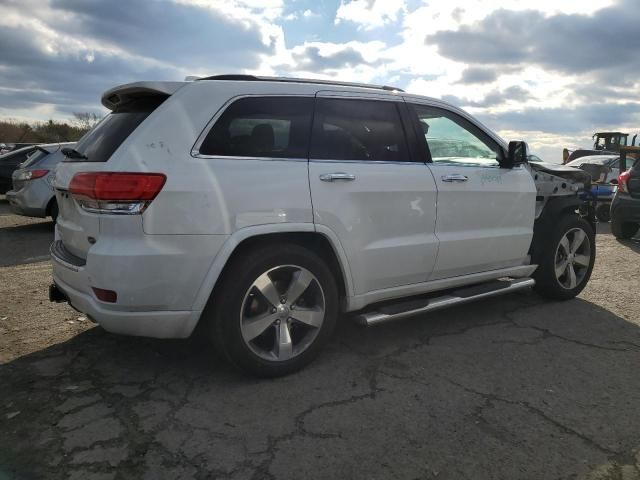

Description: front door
[408,103,536,280]
[308,94,438,295]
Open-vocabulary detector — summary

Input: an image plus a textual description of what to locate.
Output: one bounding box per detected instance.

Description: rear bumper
[49,227,227,338]
[51,272,201,338]
[6,186,49,217]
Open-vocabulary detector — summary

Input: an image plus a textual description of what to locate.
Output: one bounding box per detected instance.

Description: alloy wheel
[554,227,592,290]
[239,265,326,362]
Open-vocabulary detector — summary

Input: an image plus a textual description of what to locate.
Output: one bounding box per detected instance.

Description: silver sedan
[6,142,74,222]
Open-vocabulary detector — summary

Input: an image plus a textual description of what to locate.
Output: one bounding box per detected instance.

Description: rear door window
[310,98,409,162]
[69,96,166,162]
[199,96,313,158]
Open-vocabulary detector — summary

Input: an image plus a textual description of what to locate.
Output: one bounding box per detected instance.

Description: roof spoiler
[101,81,186,110]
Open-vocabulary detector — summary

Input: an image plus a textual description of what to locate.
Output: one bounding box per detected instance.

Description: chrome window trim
[191,153,309,162]
[310,159,424,165]
[190,93,315,160]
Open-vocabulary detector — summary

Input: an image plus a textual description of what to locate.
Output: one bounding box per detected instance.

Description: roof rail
[196,74,404,93]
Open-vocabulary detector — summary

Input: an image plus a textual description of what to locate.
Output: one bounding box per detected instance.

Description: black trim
[51,240,86,267]
[400,101,431,163]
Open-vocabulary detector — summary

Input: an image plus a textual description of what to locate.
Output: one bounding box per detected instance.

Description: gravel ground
[1,196,639,480]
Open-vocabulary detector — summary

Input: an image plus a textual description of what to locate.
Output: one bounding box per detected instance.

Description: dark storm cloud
[291,46,379,71]
[443,85,531,108]
[49,0,272,70]
[0,25,178,115]
[480,102,640,135]
[457,67,497,84]
[427,0,640,76]
[0,0,273,117]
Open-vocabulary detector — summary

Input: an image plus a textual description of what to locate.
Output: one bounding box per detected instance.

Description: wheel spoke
[253,272,281,308]
[570,229,586,253]
[291,307,324,329]
[555,259,569,279]
[242,312,279,341]
[285,269,314,305]
[559,235,571,254]
[566,263,577,289]
[574,254,590,268]
[275,321,293,360]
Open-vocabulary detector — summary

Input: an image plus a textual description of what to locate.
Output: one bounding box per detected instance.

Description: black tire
[49,200,59,223]
[532,215,596,300]
[611,217,639,239]
[208,244,338,377]
[595,203,611,223]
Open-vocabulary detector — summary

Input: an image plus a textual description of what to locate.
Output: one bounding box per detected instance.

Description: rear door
[407,102,536,280]
[308,93,438,295]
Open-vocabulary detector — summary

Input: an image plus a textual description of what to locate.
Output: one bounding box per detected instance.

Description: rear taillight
[69,172,166,214]
[16,169,49,181]
[618,171,631,193]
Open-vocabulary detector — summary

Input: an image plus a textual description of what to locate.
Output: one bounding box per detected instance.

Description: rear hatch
[12,146,53,191]
[54,83,182,259]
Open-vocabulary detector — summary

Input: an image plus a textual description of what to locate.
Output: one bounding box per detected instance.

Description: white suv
[50,75,596,376]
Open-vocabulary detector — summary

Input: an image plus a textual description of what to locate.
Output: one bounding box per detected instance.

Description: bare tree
[72,112,101,131]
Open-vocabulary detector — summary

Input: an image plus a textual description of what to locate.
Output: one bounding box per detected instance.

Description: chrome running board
[355,278,535,326]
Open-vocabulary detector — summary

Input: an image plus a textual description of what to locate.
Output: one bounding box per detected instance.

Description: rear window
[68,96,166,162]
[199,96,313,158]
[20,148,50,168]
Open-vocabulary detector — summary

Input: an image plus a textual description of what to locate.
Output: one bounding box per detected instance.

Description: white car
[566,154,624,183]
[50,75,596,376]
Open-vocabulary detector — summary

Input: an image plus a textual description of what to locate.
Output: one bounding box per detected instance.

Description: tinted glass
[200,97,313,158]
[70,96,165,162]
[20,148,50,168]
[412,105,501,166]
[311,98,409,162]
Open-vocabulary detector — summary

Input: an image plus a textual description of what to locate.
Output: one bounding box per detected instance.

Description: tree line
[0,113,101,144]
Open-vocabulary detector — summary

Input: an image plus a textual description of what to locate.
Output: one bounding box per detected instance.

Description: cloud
[49,0,273,70]
[481,102,640,135]
[443,86,532,109]
[335,0,405,30]
[291,45,379,71]
[426,1,640,77]
[457,68,497,84]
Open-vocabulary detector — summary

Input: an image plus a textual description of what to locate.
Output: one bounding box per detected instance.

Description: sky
[1,0,640,162]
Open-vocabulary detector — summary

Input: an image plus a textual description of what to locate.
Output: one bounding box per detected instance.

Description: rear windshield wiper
[61,147,88,160]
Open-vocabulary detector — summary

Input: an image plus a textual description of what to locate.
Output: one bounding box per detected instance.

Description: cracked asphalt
[1,197,640,480]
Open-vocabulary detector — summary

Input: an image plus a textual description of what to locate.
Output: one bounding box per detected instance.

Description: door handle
[441,174,468,183]
[319,172,356,182]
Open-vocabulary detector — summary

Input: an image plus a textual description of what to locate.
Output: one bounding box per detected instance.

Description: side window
[310,98,410,162]
[412,105,502,166]
[200,96,313,158]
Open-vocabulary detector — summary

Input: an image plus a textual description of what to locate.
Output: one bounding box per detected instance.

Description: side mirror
[504,141,529,169]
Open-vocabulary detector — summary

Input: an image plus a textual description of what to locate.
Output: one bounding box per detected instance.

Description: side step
[355,278,535,326]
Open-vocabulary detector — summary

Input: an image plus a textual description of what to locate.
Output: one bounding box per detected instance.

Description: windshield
[567,156,617,167]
